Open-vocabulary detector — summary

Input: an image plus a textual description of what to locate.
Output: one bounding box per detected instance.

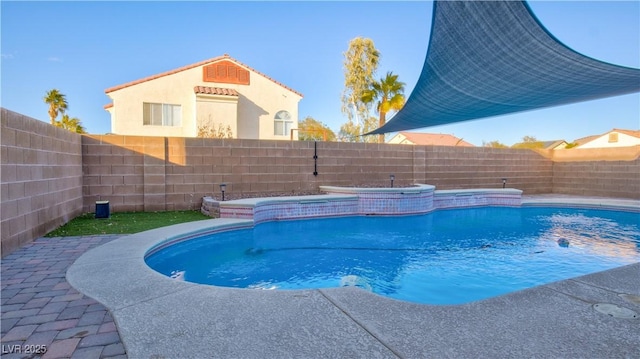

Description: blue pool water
[145,207,640,304]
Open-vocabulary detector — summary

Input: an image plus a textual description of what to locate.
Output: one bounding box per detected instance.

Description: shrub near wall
[1,108,83,256]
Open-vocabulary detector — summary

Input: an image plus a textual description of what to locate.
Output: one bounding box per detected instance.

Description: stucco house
[387,132,474,146]
[104,54,303,139]
[541,140,569,150]
[575,129,640,148]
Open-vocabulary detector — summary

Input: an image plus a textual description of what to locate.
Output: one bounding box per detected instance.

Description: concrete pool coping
[67,195,640,358]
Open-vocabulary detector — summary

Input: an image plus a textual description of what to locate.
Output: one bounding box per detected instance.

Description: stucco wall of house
[1,109,84,256]
[579,132,640,148]
[196,95,238,137]
[108,67,200,137]
[235,71,301,140]
[387,133,408,144]
[106,60,302,140]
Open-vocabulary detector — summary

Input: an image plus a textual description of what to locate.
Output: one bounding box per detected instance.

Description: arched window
[274,110,292,136]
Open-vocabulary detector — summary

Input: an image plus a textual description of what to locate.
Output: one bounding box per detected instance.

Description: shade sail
[368,0,640,135]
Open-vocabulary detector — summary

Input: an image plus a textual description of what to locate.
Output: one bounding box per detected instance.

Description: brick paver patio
[1,235,126,359]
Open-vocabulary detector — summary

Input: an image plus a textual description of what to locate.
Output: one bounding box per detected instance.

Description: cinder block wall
[81,135,555,213]
[81,135,148,213]
[423,146,553,193]
[1,108,83,255]
[552,148,640,199]
[81,136,417,212]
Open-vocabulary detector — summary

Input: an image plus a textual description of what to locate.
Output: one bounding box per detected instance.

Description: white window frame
[274,110,292,136]
[143,102,182,127]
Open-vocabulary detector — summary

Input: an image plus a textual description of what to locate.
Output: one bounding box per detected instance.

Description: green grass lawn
[46,211,210,237]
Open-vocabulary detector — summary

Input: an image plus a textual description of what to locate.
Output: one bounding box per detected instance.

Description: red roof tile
[397,132,475,147]
[612,128,640,139]
[573,134,600,146]
[103,103,113,109]
[194,86,239,96]
[105,54,303,97]
[574,128,640,145]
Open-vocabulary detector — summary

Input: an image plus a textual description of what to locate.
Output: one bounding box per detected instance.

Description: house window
[143,103,182,126]
[274,110,292,136]
[608,133,619,143]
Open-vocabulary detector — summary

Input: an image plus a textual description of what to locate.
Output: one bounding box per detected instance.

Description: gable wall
[107,62,301,139]
[579,132,640,148]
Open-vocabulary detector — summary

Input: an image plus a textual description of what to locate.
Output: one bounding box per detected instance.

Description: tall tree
[340,37,380,138]
[298,116,336,141]
[338,117,379,143]
[361,72,405,143]
[44,89,68,125]
[54,114,87,134]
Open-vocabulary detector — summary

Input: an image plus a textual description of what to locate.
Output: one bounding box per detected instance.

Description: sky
[1,1,638,146]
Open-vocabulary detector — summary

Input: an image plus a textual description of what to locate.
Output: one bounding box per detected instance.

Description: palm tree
[361,72,405,143]
[43,89,68,125]
[55,114,86,134]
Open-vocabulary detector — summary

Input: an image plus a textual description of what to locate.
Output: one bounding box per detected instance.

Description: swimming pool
[145,207,640,304]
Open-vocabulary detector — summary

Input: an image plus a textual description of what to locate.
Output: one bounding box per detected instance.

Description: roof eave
[104,54,303,97]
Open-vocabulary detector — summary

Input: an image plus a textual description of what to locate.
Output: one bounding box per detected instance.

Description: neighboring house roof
[574,128,640,146]
[194,86,239,96]
[611,128,640,138]
[103,103,113,110]
[573,134,600,146]
[394,132,474,146]
[104,54,303,97]
[541,140,567,149]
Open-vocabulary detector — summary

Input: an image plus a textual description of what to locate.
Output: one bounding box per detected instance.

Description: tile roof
[103,103,114,109]
[573,134,600,146]
[194,86,239,96]
[574,128,640,145]
[612,128,640,138]
[104,54,303,97]
[398,132,474,146]
[541,140,567,149]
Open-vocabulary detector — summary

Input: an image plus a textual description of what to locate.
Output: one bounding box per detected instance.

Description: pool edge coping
[66,194,640,358]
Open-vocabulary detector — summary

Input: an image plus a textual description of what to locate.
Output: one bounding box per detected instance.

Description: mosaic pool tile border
[217,185,523,222]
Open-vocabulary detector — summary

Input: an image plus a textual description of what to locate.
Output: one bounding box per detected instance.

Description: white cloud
[48,56,62,62]
[1,53,15,59]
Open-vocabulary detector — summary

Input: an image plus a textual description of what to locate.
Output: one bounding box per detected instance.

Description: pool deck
[2,194,639,358]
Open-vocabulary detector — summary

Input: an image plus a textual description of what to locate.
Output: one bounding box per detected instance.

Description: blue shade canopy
[368,0,640,135]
